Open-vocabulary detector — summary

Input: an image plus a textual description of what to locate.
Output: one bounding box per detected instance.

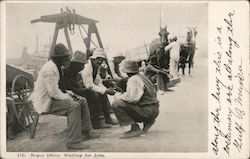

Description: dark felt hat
[51,43,71,57]
[71,51,88,64]
[122,60,139,73]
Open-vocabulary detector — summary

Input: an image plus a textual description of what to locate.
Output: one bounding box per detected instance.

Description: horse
[147,26,171,90]
[149,26,170,70]
[178,27,197,75]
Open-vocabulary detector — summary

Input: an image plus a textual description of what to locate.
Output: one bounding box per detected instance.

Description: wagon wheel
[11,74,34,130]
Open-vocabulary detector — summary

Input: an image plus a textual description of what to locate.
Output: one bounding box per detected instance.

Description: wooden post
[61,8,73,54]
[86,24,92,58]
[93,23,103,48]
[49,24,60,60]
[64,26,73,54]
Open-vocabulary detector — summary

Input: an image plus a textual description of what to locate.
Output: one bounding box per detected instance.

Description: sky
[5,2,208,59]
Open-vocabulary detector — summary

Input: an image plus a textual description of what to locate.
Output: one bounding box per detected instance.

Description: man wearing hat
[32,43,91,149]
[112,60,160,138]
[144,56,167,95]
[108,53,126,80]
[80,48,117,129]
[99,53,127,93]
[60,51,100,140]
[164,35,180,77]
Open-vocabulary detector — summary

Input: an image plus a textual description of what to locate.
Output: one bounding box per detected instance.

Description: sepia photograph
[2,1,248,159]
[3,2,208,153]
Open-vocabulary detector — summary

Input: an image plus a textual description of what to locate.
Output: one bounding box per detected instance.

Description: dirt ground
[7,56,208,153]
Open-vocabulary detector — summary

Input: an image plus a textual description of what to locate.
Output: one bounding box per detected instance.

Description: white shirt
[32,60,72,114]
[108,60,121,80]
[80,60,107,94]
[164,41,180,59]
[114,74,144,103]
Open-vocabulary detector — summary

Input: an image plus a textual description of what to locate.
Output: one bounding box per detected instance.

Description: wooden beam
[93,23,103,48]
[49,24,60,60]
[64,26,73,54]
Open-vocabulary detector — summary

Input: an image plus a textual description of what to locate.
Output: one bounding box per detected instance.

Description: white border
[1,1,249,159]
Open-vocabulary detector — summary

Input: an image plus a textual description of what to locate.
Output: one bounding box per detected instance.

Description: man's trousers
[77,90,112,124]
[48,97,92,144]
[112,99,159,126]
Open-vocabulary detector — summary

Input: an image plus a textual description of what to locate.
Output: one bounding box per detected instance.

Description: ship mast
[35,35,39,56]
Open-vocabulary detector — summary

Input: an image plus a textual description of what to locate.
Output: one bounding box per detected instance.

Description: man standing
[164,36,180,77]
[32,43,93,150]
[112,61,160,138]
[144,56,168,95]
[80,48,117,129]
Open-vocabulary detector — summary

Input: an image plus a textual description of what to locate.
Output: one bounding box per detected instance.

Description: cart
[6,64,38,139]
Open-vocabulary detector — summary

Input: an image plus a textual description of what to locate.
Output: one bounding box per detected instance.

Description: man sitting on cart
[79,48,118,129]
[32,43,98,150]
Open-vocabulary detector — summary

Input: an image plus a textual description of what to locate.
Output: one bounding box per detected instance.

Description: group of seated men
[30,43,160,150]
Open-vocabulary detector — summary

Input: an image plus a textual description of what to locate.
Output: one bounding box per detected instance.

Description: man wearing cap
[112,60,159,138]
[32,43,91,149]
[80,48,117,129]
[164,36,180,77]
[99,54,127,93]
[60,51,88,95]
[108,54,126,80]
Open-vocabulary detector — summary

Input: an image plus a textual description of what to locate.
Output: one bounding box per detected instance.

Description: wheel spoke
[23,107,30,127]
[25,106,32,126]
[11,75,34,130]
[18,108,23,118]
[13,101,23,105]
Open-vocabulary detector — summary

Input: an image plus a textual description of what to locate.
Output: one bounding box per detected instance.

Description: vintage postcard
[0,1,249,159]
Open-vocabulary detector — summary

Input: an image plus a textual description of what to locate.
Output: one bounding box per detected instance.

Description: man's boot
[120,123,143,139]
[143,119,156,132]
[92,119,112,129]
[125,123,141,133]
[105,114,118,125]
[81,131,101,141]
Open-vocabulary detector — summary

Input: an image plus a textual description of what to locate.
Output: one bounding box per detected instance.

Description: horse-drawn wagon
[6,64,38,139]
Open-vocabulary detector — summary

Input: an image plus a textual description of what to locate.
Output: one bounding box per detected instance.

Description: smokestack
[49,36,51,45]
[160,5,162,29]
[36,35,39,55]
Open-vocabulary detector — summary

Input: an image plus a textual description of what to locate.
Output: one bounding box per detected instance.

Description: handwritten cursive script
[210,10,248,156]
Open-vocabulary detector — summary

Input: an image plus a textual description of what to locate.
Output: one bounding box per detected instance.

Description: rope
[68,11,75,35]
[78,24,85,43]
[79,24,99,48]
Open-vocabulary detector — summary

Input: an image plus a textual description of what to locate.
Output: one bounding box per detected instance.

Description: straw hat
[89,48,106,59]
